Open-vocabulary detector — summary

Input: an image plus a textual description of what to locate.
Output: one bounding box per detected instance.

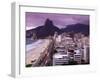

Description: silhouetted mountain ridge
[26,19,89,38]
[61,23,89,35]
[34,19,61,38]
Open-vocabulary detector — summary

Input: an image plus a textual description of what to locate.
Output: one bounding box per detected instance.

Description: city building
[74,49,82,64]
[53,53,69,65]
[83,45,89,63]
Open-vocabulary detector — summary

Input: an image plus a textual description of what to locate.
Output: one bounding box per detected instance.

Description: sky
[26,12,89,30]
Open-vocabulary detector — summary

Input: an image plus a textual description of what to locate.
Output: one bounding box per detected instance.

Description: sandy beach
[26,39,51,65]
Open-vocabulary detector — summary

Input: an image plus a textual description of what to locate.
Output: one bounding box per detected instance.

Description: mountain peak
[45,18,53,26]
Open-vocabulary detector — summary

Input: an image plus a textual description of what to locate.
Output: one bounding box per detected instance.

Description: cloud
[26,12,89,29]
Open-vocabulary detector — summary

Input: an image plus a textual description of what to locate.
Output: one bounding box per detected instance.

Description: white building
[53,32,58,39]
[53,53,69,65]
[56,35,62,43]
[83,45,89,63]
[74,49,82,64]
